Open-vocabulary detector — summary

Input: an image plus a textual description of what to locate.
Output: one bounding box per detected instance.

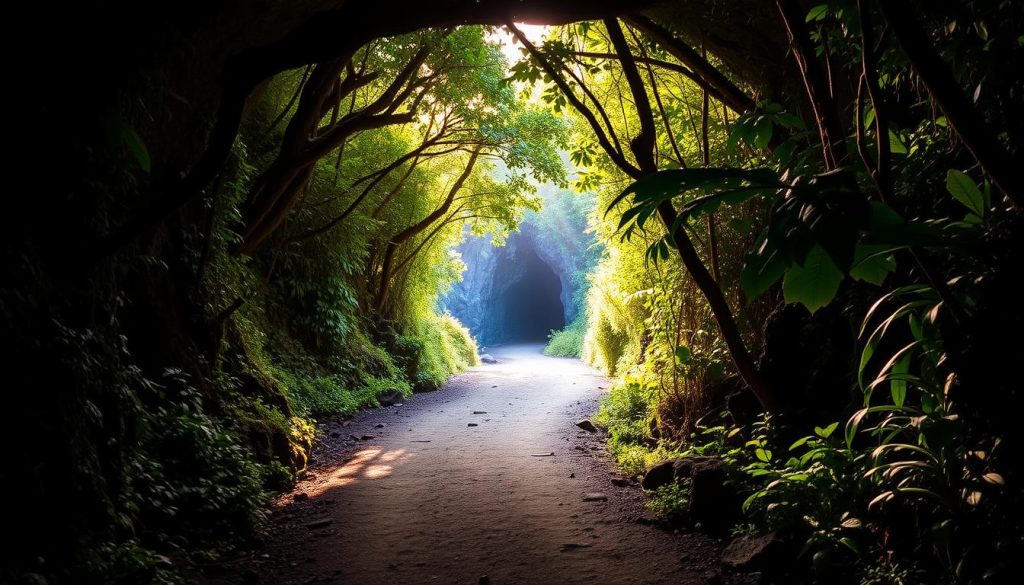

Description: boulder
[575,419,598,433]
[642,456,739,533]
[376,389,404,406]
[480,353,498,364]
[722,532,784,572]
[641,459,677,490]
[687,458,736,534]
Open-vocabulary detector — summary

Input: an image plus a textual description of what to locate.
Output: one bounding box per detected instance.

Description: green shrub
[544,316,587,357]
[646,482,690,523]
[131,383,267,552]
[414,312,479,388]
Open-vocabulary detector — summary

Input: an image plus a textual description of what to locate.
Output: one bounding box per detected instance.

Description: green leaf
[789,436,811,451]
[849,243,896,285]
[607,167,776,215]
[123,125,151,173]
[890,354,910,407]
[840,537,861,554]
[806,5,829,22]
[945,170,985,217]
[741,248,787,300]
[814,422,839,438]
[753,117,773,149]
[674,345,692,364]
[783,245,843,314]
[888,129,908,155]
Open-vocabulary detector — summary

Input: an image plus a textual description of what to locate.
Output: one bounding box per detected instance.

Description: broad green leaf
[849,243,896,285]
[741,248,787,300]
[888,129,908,155]
[753,117,773,149]
[806,5,829,22]
[890,354,910,407]
[783,245,843,314]
[674,345,691,364]
[945,170,985,217]
[814,422,839,438]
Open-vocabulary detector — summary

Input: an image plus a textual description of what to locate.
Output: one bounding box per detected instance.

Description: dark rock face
[722,532,785,572]
[441,201,600,346]
[449,229,566,345]
[376,390,404,406]
[641,456,741,534]
[641,459,677,490]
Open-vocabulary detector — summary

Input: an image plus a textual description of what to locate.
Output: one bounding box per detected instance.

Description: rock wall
[441,188,600,346]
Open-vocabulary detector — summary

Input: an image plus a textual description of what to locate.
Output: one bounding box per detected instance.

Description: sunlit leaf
[890,354,910,407]
[945,170,985,217]
[814,422,839,438]
[806,5,829,22]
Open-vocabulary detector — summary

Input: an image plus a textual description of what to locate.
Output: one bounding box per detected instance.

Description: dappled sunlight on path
[218,344,720,585]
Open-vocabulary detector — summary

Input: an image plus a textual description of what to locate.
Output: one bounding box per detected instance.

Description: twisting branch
[507,22,641,177]
[624,15,756,115]
[774,0,848,170]
[604,18,778,411]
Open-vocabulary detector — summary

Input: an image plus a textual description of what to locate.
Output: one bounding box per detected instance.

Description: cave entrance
[493,243,565,343]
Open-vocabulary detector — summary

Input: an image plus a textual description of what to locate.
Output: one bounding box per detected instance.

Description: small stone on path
[467,423,478,427]
[531,452,554,457]
[575,419,598,433]
[472,411,487,414]
[583,492,608,502]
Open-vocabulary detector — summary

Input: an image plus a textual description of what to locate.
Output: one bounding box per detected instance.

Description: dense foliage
[4,2,1021,583]
[504,4,1021,583]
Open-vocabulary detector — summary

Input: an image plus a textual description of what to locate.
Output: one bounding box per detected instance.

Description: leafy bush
[131,380,268,551]
[544,316,587,357]
[414,312,479,388]
[646,482,690,523]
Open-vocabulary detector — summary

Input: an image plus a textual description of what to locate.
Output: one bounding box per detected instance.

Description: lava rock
[480,354,498,364]
[575,419,598,433]
[376,389,404,406]
[722,532,784,572]
[688,458,736,533]
[641,459,677,490]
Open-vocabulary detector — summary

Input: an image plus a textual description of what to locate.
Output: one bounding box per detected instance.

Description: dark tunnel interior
[494,246,564,342]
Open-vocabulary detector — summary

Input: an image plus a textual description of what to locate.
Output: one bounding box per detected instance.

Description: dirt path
[205,344,721,584]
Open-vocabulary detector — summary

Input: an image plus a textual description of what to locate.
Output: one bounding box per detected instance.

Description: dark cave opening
[493,245,565,342]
